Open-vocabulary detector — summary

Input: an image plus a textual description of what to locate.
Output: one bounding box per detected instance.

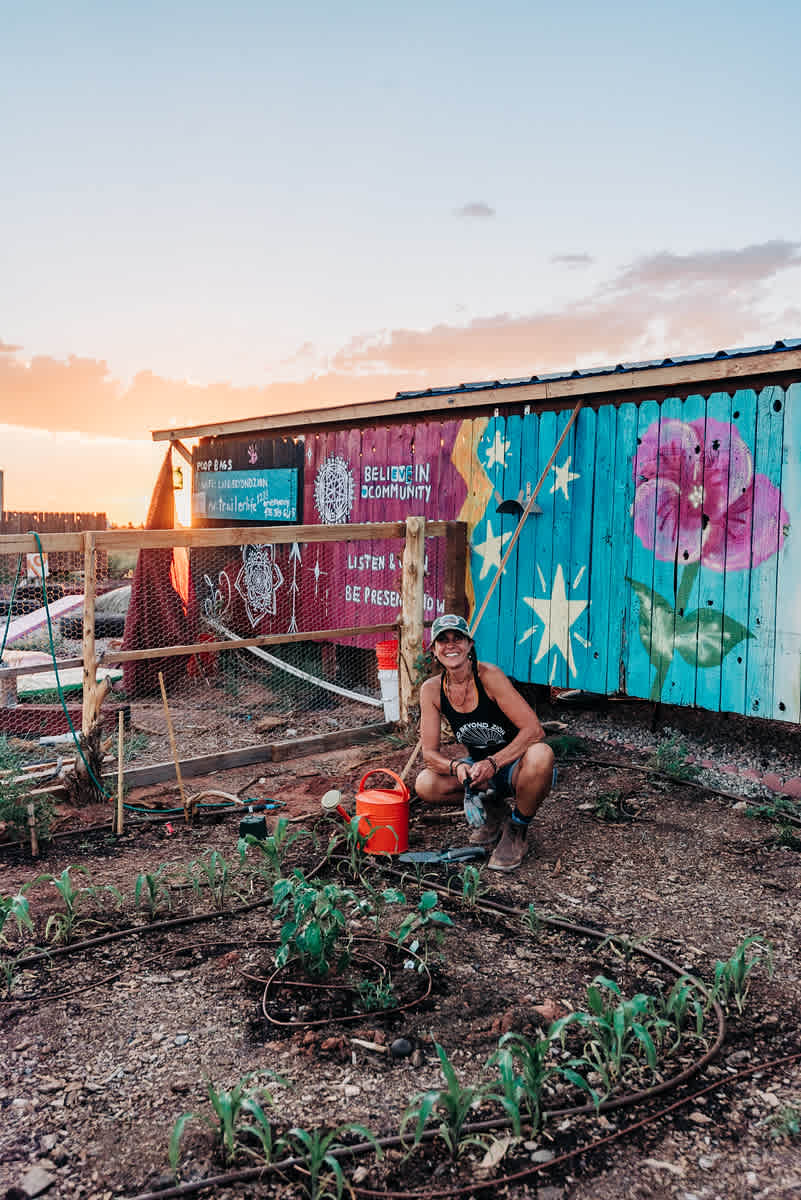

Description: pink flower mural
[633,417,788,571]
[629,415,789,700]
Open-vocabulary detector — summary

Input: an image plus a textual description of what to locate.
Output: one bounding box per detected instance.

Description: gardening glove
[463,783,487,828]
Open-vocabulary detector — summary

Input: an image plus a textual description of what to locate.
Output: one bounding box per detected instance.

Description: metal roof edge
[152,339,801,442]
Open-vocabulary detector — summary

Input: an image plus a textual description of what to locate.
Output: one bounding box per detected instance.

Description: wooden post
[116,709,125,835]
[158,670,189,822]
[81,532,97,738]
[27,802,39,858]
[399,515,426,724]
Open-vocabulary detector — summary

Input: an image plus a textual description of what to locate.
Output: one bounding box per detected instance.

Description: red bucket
[356,768,410,854]
[375,639,399,671]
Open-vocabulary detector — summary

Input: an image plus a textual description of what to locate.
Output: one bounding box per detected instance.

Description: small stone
[537,1188,563,1200]
[688,1110,712,1124]
[20,1165,57,1197]
[390,1037,412,1059]
[343,1084,360,1098]
[530,1148,555,1163]
[698,1154,718,1169]
[410,1049,424,1068]
[173,1034,189,1047]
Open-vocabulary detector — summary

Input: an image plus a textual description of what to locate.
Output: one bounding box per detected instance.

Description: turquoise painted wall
[469,385,798,722]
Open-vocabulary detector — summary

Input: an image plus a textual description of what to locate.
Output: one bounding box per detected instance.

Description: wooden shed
[153,339,801,723]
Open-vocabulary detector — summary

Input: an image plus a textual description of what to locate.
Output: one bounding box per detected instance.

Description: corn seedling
[186,850,239,911]
[0,891,35,996]
[169,1073,280,1169]
[549,975,659,1088]
[279,1122,382,1200]
[546,734,587,760]
[448,863,487,907]
[134,866,172,920]
[655,976,707,1048]
[488,1031,601,1133]
[272,871,361,977]
[401,1042,488,1158]
[521,902,541,937]
[391,890,453,967]
[35,866,123,945]
[708,934,773,1015]
[592,792,636,823]
[238,817,313,884]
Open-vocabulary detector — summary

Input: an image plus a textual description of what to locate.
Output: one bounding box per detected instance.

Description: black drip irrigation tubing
[117,870,729,1200]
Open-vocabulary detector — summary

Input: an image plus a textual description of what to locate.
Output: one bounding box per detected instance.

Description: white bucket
[378,668,400,722]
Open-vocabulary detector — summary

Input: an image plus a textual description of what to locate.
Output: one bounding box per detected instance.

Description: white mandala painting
[314,455,354,524]
[235,544,284,627]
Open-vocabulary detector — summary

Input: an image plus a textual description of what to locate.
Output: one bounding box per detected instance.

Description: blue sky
[1,0,800,519]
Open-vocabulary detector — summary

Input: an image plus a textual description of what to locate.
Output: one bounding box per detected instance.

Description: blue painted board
[564,406,595,688]
[512,411,540,682]
[772,383,801,723]
[582,403,615,694]
[626,399,663,700]
[606,403,638,695]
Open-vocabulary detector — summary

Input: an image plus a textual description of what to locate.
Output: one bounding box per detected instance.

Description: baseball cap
[430,613,471,642]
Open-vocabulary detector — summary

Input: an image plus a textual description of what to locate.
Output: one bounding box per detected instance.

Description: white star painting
[550,456,580,500]
[519,563,589,679]
[471,520,513,581]
[484,431,511,470]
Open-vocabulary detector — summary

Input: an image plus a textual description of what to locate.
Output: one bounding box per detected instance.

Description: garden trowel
[397,845,488,865]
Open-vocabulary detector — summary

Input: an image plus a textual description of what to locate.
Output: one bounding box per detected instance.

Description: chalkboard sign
[191,435,304,527]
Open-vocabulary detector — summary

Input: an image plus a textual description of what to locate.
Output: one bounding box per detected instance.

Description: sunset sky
[2,0,800,524]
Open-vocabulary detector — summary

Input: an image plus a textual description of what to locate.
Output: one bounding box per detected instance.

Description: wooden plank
[581,403,614,693]
[566,405,595,690]
[772,381,801,722]
[626,399,662,701]
[151,349,801,443]
[511,408,540,682]
[719,388,758,715]
[469,414,506,665]
[0,704,128,738]
[527,408,557,686]
[694,391,733,713]
[400,515,425,719]
[442,521,467,617]
[0,532,84,554]
[269,721,395,761]
[103,623,398,664]
[607,403,638,695]
[496,412,523,677]
[744,385,785,719]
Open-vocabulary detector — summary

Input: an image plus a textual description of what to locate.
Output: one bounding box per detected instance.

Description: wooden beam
[101,623,398,664]
[151,348,801,443]
[443,521,467,616]
[170,439,193,465]
[103,722,394,786]
[400,514,425,723]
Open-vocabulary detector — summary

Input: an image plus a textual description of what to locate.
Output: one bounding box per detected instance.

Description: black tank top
[439,667,519,759]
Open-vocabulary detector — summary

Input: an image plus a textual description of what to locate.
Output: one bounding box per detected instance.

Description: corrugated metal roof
[394,338,801,400]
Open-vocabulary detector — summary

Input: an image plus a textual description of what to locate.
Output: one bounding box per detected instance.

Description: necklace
[445,670,475,708]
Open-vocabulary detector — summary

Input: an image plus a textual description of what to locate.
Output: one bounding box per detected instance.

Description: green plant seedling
[401,1042,489,1158]
[391,890,453,967]
[591,792,636,823]
[488,1031,601,1133]
[521,902,541,936]
[648,732,698,782]
[238,817,313,883]
[169,1073,280,1169]
[279,1122,382,1200]
[0,891,36,996]
[549,975,659,1087]
[448,863,487,907]
[764,1105,801,1142]
[708,934,774,1015]
[356,975,397,1012]
[272,871,362,977]
[545,734,587,760]
[35,866,120,945]
[134,866,172,920]
[186,850,239,911]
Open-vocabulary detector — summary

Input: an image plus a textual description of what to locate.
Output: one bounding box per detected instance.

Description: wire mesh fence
[0,521,464,796]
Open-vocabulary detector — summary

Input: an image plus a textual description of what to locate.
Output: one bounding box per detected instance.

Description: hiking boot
[487,817,529,871]
[468,799,509,847]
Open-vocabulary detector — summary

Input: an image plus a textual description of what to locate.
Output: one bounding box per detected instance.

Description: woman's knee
[415,768,438,800]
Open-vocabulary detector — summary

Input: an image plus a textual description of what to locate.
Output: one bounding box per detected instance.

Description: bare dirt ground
[2,701,800,1200]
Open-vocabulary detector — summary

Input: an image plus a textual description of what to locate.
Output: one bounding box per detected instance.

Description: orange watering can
[356,768,410,854]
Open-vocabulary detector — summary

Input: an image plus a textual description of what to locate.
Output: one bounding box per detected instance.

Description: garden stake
[158,670,190,823]
[26,801,39,857]
[116,709,124,835]
[400,396,585,783]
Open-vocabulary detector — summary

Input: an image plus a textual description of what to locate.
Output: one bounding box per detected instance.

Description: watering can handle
[358,768,410,800]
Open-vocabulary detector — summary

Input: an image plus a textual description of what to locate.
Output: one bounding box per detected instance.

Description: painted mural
[192,380,798,722]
